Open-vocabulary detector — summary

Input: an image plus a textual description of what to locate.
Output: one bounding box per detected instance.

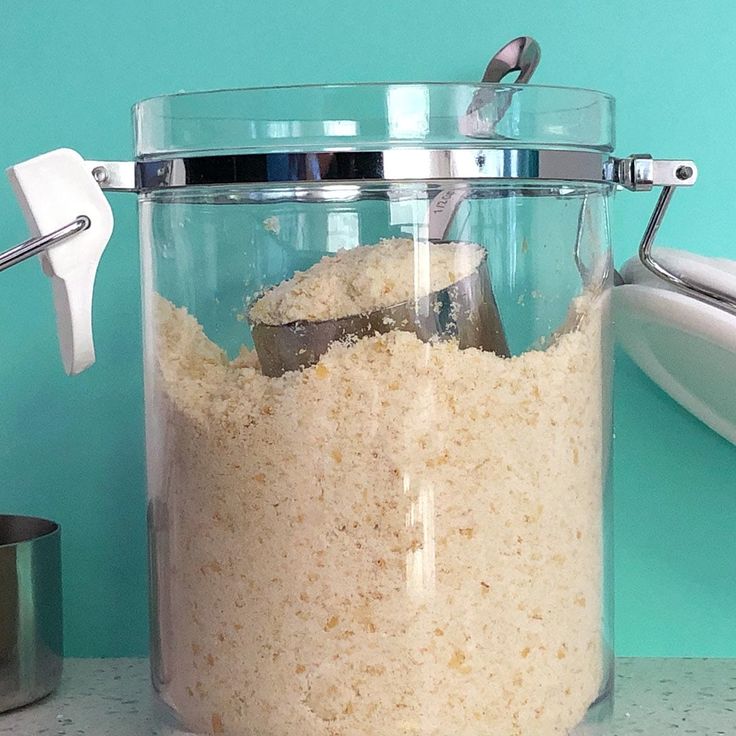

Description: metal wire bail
[0,216,91,273]
[638,186,736,314]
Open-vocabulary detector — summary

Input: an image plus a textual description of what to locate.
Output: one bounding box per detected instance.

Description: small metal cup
[251,254,510,377]
[0,515,62,712]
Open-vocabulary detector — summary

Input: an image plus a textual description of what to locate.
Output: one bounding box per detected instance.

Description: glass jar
[139,83,615,736]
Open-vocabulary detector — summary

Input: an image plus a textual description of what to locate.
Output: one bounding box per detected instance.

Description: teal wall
[0,1,734,658]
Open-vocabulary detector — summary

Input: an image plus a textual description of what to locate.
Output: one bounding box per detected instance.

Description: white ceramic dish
[615,248,736,444]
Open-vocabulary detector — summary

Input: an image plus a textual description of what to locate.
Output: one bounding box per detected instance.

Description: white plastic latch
[7,148,113,375]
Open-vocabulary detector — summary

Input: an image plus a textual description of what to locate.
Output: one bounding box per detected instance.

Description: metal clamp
[88,151,694,192]
[0,158,131,275]
[610,154,697,191]
[0,216,90,273]
[638,187,736,315]
[609,154,735,314]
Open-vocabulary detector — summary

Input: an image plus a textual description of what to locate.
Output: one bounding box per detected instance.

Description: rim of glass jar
[133,82,615,159]
[134,81,615,106]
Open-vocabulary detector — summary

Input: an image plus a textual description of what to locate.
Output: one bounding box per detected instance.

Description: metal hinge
[608,154,698,191]
[84,160,137,191]
[610,155,734,313]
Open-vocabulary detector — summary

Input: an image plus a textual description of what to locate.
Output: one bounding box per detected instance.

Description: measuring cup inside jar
[248,239,509,376]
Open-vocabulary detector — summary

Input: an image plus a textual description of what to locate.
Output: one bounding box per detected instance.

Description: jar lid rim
[134,81,615,110]
[133,83,615,159]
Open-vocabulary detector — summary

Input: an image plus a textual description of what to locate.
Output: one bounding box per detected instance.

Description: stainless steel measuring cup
[0,515,62,713]
[251,250,509,376]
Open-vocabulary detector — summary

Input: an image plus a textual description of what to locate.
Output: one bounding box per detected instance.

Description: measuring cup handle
[482,36,541,84]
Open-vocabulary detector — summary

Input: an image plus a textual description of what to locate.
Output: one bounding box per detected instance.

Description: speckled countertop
[0,658,733,735]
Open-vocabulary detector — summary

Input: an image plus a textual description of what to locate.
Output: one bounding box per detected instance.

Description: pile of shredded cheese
[149,256,607,736]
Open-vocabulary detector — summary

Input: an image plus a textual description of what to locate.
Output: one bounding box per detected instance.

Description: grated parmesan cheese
[247,238,485,325]
[150,284,608,736]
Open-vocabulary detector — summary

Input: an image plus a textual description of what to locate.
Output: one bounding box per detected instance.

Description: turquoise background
[1,1,734,658]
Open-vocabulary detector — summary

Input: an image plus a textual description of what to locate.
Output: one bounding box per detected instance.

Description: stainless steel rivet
[92,166,108,184]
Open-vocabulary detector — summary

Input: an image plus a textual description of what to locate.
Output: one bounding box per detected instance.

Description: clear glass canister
[139,84,614,736]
